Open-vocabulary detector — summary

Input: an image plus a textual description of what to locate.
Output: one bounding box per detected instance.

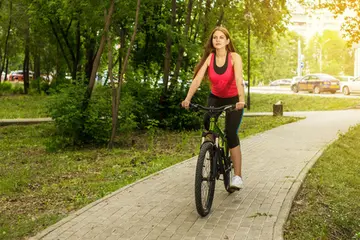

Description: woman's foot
[230,175,243,190]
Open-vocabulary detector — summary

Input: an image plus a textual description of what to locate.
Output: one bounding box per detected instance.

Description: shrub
[29,78,51,94]
[0,82,12,94]
[119,79,208,131]
[46,83,113,148]
[0,82,23,95]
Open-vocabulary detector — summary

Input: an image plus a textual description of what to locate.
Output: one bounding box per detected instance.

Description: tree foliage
[298,0,360,44]
[304,30,354,76]
[0,0,295,146]
[321,1,360,44]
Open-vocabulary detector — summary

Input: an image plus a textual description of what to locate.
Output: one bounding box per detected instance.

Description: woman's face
[212,30,229,50]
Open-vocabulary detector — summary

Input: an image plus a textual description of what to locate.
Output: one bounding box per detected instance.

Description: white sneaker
[230,175,243,190]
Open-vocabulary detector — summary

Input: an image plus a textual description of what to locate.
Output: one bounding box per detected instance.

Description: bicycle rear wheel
[195,142,216,217]
[223,156,235,193]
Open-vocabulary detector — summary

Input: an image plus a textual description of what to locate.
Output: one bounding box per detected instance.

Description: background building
[287,2,359,77]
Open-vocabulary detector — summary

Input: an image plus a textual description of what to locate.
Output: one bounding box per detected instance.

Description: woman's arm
[182,54,211,108]
[232,52,246,109]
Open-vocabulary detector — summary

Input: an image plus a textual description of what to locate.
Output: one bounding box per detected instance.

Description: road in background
[250,86,360,99]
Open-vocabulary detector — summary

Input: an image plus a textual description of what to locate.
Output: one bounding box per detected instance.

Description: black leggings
[203,93,244,149]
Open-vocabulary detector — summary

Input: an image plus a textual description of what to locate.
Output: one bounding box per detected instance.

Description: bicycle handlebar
[189,103,237,113]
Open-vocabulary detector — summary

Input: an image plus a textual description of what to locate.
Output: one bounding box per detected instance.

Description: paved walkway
[31,110,360,240]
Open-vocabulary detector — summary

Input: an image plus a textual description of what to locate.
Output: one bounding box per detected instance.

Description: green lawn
[0,116,299,240]
[1,93,359,119]
[0,95,48,119]
[284,124,360,240]
[248,93,360,112]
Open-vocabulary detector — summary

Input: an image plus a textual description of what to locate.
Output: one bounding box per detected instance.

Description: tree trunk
[23,18,30,94]
[216,0,227,26]
[170,0,194,91]
[108,0,141,148]
[4,57,9,81]
[84,35,96,81]
[49,19,73,76]
[34,49,41,93]
[202,0,212,44]
[86,0,115,105]
[0,0,12,78]
[57,18,77,80]
[74,20,81,81]
[108,34,117,148]
[190,0,202,43]
[118,27,126,83]
[162,0,176,95]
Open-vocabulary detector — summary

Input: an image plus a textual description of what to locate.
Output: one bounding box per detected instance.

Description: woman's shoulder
[230,52,242,60]
[230,52,242,65]
[205,52,213,66]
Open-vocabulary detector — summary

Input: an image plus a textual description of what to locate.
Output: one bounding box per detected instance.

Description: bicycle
[189,103,241,217]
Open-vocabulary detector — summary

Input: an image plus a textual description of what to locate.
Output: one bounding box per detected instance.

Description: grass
[0,115,299,240]
[0,95,48,119]
[284,125,360,240]
[0,93,359,119]
[248,93,360,112]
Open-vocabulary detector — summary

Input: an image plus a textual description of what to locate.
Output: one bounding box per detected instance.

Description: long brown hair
[193,26,237,79]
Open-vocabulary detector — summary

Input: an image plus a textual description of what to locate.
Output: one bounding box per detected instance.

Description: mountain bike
[189,103,239,217]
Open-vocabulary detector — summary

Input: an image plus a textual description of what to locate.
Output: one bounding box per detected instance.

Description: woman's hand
[181,99,191,109]
[236,101,245,110]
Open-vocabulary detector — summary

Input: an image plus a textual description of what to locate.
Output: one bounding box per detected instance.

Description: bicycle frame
[202,113,230,181]
[208,114,229,156]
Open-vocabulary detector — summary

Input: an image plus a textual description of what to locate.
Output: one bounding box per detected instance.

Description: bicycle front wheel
[195,142,216,217]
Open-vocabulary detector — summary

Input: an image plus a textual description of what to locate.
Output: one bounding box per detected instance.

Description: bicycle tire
[223,155,235,193]
[195,142,216,217]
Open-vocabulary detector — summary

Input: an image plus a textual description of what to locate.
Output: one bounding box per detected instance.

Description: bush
[46,77,211,149]
[29,78,51,94]
[0,82,23,95]
[119,79,209,131]
[0,82,12,94]
[46,83,113,148]
[83,86,113,143]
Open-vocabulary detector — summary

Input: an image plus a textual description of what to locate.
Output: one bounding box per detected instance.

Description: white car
[340,76,360,95]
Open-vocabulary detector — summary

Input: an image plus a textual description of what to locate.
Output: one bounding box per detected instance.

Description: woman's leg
[225,108,244,178]
[230,145,242,177]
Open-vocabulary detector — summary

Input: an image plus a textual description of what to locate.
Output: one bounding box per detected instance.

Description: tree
[299,0,360,44]
[108,0,141,148]
[0,0,12,81]
[304,30,354,76]
[321,1,360,44]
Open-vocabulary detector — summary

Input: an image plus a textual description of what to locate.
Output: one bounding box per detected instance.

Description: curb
[0,118,53,126]
[30,155,198,239]
[0,113,281,127]
[272,140,333,240]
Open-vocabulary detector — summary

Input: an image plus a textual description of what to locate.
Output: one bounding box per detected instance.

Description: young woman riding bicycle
[181,26,246,189]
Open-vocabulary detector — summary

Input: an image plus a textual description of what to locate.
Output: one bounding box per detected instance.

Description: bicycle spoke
[195,142,216,217]
[201,150,212,209]
[201,182,209,208]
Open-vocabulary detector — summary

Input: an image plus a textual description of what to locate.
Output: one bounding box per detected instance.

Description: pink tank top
[208,52,238,98]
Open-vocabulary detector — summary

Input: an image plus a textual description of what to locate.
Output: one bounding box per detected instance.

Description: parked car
[340,76,360,95]
[8,70,34,82]
[269,79,292,86]
[291,76,303,84]
[1,72,5,82]
[290,73,340,94]
[338,76,355,82]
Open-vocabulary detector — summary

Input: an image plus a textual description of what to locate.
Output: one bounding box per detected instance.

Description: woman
[181,26,246,189]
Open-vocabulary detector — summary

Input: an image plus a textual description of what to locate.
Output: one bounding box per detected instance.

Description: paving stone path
[31,110,360,240]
